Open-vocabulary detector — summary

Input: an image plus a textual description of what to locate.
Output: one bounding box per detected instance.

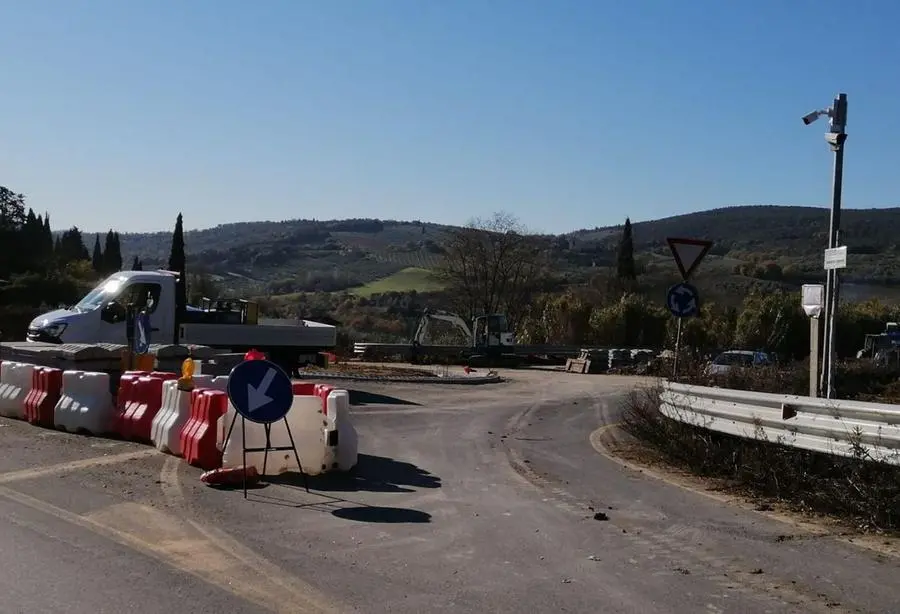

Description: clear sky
[1,0,898,234]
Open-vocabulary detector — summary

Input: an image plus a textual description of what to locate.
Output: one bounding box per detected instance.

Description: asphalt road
[0,492,265,614]
[0,368,897,613]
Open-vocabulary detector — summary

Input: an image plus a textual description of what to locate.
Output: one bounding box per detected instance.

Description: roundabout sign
[666,282,700,318]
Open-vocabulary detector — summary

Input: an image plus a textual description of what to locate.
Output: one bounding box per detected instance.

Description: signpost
[667,238,713,281]
[801,284,825,397]
[667,282,700,319]
[816,245,847,399]
[823,246,847,271]
[802,93,847,400]
[134,311,151,355]
[124,304,137,371]
[821,245,847,398]
[666,238,713,377]
[225,358,308,498]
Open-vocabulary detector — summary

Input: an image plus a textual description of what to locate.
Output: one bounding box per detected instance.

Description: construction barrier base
[200,465,260,487]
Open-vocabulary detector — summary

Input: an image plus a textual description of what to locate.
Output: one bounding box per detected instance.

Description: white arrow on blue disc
[246,367,276,413]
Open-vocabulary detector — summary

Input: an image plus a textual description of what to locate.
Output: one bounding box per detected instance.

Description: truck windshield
[73,277,126,312]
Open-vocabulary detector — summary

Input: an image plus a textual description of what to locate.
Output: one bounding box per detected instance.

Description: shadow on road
[348,390,420,406]
[331,506,431,524]
[246,461,435,523]
[268,454,442,494]
[205,482,271,492]
[246,489,433,523]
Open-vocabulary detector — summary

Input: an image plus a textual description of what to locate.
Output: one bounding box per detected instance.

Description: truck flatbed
[180,319,336,348]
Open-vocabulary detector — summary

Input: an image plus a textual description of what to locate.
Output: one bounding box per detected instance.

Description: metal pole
[820,270,831,397]
[823,93,847,400]
[809,316,819,398]
[672,317,683,379]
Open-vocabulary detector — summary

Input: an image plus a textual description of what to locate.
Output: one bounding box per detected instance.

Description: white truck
[25,270,336,373]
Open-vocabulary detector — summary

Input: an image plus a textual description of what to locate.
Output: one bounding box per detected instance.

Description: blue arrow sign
[134,311,151,354]
[227,359,294,424]
[667,282,700,318]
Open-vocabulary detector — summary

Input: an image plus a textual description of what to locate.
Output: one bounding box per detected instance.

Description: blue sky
[1,0,898,234]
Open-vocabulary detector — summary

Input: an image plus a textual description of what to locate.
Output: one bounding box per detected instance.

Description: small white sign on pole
[801,284,824,318]
[823,246,847,270]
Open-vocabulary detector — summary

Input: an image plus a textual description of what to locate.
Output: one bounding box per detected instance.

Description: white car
[706,350,771,376]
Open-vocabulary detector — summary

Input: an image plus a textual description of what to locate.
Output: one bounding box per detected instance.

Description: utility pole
[802,93,848,399]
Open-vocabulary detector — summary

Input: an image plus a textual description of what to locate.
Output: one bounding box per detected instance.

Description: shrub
[621,384,900,532]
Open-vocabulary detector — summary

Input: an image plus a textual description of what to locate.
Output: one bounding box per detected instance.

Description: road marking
[158,457,340,613]
[589,422,900,561]
[0,448,159,484]
[0,478,338,614]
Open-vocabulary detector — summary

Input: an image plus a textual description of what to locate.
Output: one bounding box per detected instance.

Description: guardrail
[659,381,900,465]
[352,342,652,361]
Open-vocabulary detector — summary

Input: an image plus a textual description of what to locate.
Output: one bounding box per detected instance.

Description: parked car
[705,350,771,376]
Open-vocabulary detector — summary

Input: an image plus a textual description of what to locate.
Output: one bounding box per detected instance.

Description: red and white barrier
[218,384,335,476]
[197,375,229,392]
[0,358,358,480]
[54,371,116,434]
[180,389,228,470]
[120,373,177,442]
[0,361,36,419]
[324,389,358,472]
[113,371,144,434]
[150,380,193,455]
[23,367,63,428]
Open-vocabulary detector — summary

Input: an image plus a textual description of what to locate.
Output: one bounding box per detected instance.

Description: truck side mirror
[100,300,126,324]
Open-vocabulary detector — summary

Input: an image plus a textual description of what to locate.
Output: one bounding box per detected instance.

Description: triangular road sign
[667,237,713,281]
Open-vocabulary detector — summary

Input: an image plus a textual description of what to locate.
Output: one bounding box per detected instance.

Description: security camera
[802,110,822,125]
[802,107,834,126]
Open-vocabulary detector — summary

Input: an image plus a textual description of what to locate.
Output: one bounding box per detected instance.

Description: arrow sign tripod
[225,358,309,498]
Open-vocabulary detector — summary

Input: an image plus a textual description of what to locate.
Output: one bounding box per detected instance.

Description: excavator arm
[411,309,473,345]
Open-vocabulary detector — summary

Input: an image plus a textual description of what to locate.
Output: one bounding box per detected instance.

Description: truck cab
[28,270,176,344]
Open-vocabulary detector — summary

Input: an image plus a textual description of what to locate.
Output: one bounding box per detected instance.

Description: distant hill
[113,218,453,294]
[576,205,900,257]
[103,206,900,302]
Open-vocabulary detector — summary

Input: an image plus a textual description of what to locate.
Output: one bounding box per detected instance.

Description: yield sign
[667,237,713,281]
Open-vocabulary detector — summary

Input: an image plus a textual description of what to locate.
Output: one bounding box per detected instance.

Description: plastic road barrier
[150,380,192,455]
[1,358,360,479]
[180,389,228,470]
[54,371,116,434]
[219,392,330,476]
[323,389,359,472]
[120,374,177,442]
[0,361,36,420]
[23,367,63,428]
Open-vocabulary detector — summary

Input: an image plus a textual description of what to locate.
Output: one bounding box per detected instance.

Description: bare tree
[438,212,547,326]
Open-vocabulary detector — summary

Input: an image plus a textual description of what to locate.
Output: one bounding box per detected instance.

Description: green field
[351,267,445,297]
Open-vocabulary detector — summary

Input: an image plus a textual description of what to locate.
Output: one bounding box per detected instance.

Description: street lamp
[802,93,848,399]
